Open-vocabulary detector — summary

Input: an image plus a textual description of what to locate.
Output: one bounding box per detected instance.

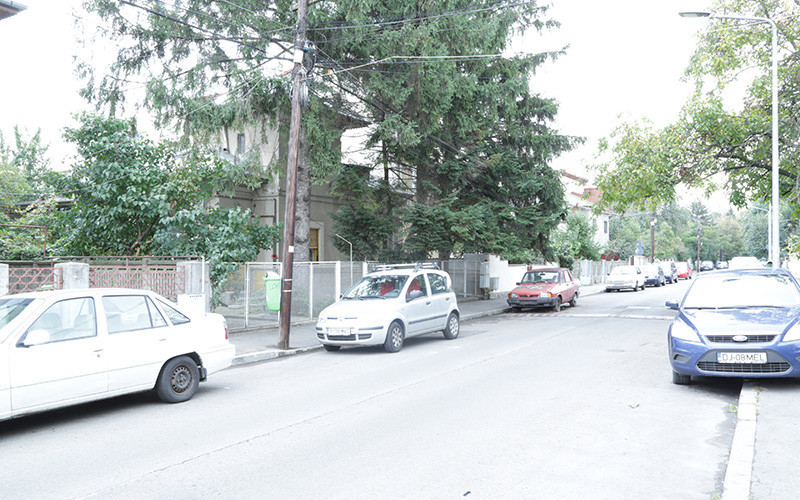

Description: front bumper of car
[507,297,558,308]
[669,334,800,379]
[316,322,386,346]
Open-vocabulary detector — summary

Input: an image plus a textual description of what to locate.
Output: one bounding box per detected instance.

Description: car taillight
[223,320,229,339]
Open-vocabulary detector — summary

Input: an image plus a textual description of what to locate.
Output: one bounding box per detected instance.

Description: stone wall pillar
[0,264,7,296]
[178,261,211,312]
[55,263,90,289]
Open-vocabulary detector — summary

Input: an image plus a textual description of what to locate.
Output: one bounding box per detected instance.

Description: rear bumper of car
[507,297,557,308]
[201,343,236,376]
[644,277,661,285]
[606,283,636,291]
[669,336,800,378]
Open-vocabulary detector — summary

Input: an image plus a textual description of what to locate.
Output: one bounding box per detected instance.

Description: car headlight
[783,323,800,342]
[541,292,552,298]
[509,293,518,299]
[670,319,701,342]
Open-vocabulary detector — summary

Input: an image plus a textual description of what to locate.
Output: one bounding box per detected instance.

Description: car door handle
[426,301,431,305]
[93,349,104,357]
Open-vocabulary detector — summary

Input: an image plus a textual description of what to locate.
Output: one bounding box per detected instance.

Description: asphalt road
[0,279,743,498]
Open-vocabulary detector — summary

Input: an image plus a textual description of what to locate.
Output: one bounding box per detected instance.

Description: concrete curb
[722,381,758,500]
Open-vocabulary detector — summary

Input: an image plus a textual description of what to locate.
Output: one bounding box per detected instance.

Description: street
[0,280,747,498]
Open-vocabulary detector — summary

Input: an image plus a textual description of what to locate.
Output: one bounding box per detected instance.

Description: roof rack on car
[370,262,441,273]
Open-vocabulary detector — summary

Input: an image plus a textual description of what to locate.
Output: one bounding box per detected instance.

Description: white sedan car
[316,264,460,352]
[0,288,235,422]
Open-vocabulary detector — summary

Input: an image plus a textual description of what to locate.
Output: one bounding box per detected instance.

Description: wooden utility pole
[278,0,309,350]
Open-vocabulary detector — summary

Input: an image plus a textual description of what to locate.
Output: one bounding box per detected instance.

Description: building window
[603,220,608,234]
[309,228,319,261]
[236,133,245,154]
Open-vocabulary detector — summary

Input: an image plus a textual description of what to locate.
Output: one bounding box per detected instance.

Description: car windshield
[0,298,34,336]
[521,271,559,283]
[683,273,800,309]
[344,275,409,299]
[610,267,636,276]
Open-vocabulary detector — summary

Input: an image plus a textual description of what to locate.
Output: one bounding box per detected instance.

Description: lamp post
[680,11,779,268]
[650,216,656,263]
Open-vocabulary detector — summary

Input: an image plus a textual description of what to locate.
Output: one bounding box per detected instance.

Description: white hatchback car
[0,288,235,422]
[605,265,646,292]
[316,263,460,352]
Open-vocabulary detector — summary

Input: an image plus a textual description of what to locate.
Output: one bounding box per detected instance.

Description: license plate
[327,327,351,336]
[717,352,767,364]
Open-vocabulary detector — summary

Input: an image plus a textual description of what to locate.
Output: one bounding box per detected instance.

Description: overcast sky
[0,0,717,202]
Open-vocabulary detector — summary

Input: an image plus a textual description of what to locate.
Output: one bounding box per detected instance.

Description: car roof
[2,288,162,300]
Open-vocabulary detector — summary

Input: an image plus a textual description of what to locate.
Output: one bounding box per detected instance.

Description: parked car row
[605,261,692,292]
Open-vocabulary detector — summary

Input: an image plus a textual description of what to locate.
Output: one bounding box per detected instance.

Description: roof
[0,1,26,21]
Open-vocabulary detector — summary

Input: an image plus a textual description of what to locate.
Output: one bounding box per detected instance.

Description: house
[561,171,610,247]
[212,122,350,263]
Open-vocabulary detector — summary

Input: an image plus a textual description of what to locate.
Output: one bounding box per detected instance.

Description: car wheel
[672,371,691,385]
[569,293,578,307]
[323,344,341,352]
[384,321,405,353]
[552,297,562,312]
[155,356,200,403]
[443,312,460,340]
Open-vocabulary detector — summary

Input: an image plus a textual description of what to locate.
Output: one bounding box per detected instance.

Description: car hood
[318,297,398,320]
[510,283,556,294]
[682,307,800,335]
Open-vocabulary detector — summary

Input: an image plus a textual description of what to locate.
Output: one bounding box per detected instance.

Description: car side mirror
[516,282,521,285]
[665,301,680,310]
[407,290,423,301]
[22,329,51,347]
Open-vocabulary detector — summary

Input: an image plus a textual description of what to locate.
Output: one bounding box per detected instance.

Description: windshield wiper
[357,295,386,300]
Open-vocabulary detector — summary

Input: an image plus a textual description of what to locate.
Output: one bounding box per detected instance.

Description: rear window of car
[157,299,191,325]
[428,273,449,294]
[104,295,169,334]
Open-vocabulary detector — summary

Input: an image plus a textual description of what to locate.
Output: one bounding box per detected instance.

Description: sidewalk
[229,284,606,365]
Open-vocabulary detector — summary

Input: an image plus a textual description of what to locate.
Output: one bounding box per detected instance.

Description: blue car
[667,267,800,384]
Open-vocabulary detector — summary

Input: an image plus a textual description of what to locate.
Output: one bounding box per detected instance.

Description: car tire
[384,321,405,353]
[672,371,691,385]
[155,356,200,403]
[323,344,341,352]
[443,312,460,340]
[569,293,578,307]
[553,297,562,312]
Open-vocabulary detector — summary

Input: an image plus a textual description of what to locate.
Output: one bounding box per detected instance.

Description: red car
[675,261,693,280]
[507,267,580,312]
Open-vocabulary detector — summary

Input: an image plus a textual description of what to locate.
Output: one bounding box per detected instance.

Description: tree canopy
[591,0,800,216]
[80,0,578,263]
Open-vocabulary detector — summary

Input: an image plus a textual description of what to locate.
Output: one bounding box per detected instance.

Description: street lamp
[680,11,779,268]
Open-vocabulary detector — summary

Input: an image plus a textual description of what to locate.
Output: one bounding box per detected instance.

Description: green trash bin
[265,272,281,311]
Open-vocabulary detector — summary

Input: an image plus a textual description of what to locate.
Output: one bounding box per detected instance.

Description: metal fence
[213,261,367,331]
[8,267,62,294]
[89,265,185,301]
[214,258,484,332]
